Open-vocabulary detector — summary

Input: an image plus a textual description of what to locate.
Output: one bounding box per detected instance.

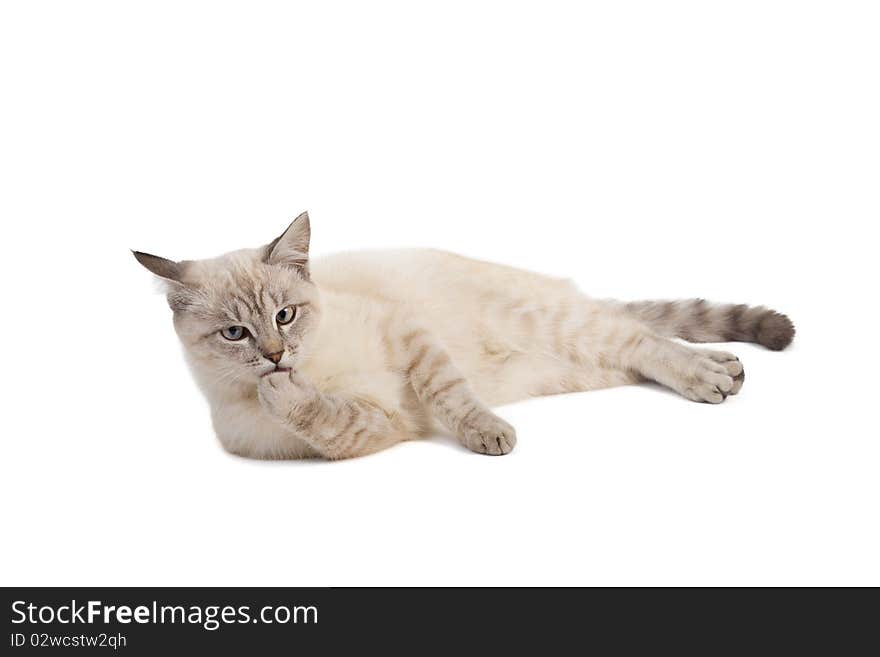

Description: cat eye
[276,305,297,325]
[221,326,248,341]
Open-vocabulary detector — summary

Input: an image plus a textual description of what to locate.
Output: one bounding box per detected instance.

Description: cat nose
[263,350,284,364]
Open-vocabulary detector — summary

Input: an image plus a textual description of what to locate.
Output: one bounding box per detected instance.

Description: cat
[134,212,794,460]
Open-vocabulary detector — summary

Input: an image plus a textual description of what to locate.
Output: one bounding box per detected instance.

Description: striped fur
[623,299,795,351]
[135,214,795,460]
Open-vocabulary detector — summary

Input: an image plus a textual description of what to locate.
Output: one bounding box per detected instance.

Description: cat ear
[132,251,196,311]
[132,250,185,283]
[264,211,310,273]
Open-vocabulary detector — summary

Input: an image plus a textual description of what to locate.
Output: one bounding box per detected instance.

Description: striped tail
[624,299,795,351]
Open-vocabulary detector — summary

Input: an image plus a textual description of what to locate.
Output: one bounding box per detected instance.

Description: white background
[1,1,878,586]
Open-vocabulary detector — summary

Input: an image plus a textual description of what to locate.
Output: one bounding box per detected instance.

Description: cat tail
[622,299,795,351]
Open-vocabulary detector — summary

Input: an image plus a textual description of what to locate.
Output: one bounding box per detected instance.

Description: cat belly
[457,344,637,407]
[311,249,638,408]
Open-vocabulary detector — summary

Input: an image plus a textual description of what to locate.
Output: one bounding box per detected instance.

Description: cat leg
[257,371,405,459]
[549,299,743,402]
[393,326,516,455]
[619,330,745,403]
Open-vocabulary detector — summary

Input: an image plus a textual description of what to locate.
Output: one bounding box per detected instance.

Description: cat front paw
[459,411,517,456]
[257,370,318,420]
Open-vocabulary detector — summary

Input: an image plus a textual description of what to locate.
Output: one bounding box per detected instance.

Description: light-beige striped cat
[134,212,795,460]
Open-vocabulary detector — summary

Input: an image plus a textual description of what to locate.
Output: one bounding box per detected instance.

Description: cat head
[133,212,321,392]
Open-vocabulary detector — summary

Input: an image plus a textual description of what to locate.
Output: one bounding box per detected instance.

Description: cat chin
[260,367,291,377]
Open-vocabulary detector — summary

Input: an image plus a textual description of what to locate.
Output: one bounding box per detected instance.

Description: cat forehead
[186,250,309,314]
[191,250,291,283]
